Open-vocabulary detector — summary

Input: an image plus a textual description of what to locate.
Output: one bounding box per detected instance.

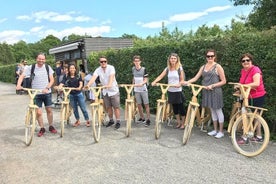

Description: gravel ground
[0,82,275,184]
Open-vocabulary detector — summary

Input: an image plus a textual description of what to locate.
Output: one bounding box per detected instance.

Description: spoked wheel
[183,105,198,145]
[25,110,36,146]
[60,105,66,137]
[126,105,132,137]
[155,105,164,139]
[92,107,101,143]
[231,113,270,157]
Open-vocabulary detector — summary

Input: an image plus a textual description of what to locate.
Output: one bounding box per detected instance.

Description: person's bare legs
[145,104,150,120]
[180,115,186,129]
[137,104,144,119]
[45,106,53,126]
[36,108,44,128]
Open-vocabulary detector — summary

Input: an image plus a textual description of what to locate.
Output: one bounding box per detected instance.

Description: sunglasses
[241,59,251,63]
[206,55,215,58]
[100,60,107,63]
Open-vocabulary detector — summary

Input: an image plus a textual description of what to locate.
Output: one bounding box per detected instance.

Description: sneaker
[237,137,249,145]
[214,132,224,139]
[38,128,45,137]
[73,120,81,127]
[49,126,57,134]
[106,120,114,127]
[251,136,263,143]
[86,121,91,127]
[114,122,120,129]
[145,119,150,127]
[137,118,146,124]
[207,130,217,136]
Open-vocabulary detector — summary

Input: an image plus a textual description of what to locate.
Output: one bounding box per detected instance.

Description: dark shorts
[35,93,52,108]
[168,91,185,104]
[249,95,265,108]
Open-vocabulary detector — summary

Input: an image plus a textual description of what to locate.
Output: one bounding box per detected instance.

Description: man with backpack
[16,53,57,137]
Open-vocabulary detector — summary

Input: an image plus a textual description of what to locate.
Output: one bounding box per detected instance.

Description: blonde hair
[167,53,182,70]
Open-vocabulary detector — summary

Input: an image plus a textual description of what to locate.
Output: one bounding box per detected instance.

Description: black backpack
[26,64,50,88]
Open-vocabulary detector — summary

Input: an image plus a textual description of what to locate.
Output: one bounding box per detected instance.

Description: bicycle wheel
[25,109,36,146]
[92,106,101,142]
[183,104,198,145]
[126,103,132,137]
[231,113,270,157]
[60,104,66,137]
[155,104,164,139]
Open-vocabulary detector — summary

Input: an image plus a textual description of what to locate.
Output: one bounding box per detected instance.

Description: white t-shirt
[93,64,119,96]
[166,66,183,92]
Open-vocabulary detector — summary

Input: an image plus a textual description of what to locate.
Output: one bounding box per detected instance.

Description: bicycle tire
[25,109,36,146]
[183,104,198,145]
[126,104,132,137]
[155,104,164,139]
[231,113,270,157]
[60,105,66,137]
[92,107,101,143]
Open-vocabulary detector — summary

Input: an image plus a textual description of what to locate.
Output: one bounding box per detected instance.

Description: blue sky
[0,0,253,44]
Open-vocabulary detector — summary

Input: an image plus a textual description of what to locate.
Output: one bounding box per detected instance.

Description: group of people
[16,50,266,143]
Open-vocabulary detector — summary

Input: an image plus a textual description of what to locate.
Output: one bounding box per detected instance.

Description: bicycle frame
[228,82,269,157]
[88,86,106,142]
[154,83,175,139]
[119,84,138,137]
[57,87,73,137]
[22,88,42,146]
[183,84,206,145]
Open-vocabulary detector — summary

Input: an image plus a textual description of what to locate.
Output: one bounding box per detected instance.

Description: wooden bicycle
[183,84,207,145]
[119,84,138,137]
[56,87,73,137]
[22,88,42,146]
[153,83,175,139]
[88,86,107,142]
[228,82,269,157]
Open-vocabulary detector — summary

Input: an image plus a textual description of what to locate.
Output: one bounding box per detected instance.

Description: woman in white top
[151,53,186,129]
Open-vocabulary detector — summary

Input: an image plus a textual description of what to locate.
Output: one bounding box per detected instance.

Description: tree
[230,0,276,30]
[0,43,15,65]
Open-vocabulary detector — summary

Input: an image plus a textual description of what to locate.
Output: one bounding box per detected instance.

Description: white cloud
[0,18,8,23]
[17,11,92,23]
[140,20,170,28]
[30,26,44,32]
[170,12,208,22]
[140,5,233,29]
[205,5,232,13]
[0,30,26,44]
[40,26,112,40]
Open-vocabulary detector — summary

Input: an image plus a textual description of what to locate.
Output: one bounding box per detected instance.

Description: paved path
[0,82,275,184]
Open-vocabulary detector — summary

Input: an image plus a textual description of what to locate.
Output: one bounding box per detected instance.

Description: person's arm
[105,73,115,88]
[248,73,261,89]
[151,69,166,86]
[85,74,98,88]
[16,73,25,90]
[212,64,226,88]
[182,66,203,86]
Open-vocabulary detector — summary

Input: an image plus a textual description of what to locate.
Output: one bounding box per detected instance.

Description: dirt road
[0,82,275,184]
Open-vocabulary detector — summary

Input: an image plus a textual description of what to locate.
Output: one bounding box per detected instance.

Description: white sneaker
[207,130,217,136]
[215,132,224,139]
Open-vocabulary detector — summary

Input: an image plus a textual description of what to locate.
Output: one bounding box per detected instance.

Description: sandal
[86,121,91,127]
[176,124,181,129]
[73,120,81,127]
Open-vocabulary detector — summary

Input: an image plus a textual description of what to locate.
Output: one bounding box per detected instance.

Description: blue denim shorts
[35,93,52,108]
